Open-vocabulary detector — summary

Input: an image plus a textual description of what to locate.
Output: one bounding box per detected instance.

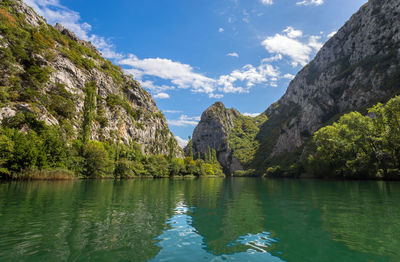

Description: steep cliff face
[260,0,400,159]
[191,102,268,174]
[0,0,181,155]
[191,102,243,174]
[192,0,400,173]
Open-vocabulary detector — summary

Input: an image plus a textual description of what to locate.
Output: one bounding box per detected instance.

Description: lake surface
[0,178,399,261]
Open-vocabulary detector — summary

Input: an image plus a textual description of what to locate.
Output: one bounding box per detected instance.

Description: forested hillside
[0,0,225,179]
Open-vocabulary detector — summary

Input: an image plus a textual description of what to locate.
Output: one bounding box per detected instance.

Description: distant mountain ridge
[191,0,400,175]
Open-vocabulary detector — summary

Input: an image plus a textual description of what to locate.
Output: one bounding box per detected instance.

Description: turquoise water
[0,178,399,261]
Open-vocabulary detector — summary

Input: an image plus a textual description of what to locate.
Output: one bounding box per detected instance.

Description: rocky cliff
[254,0,400,170]
[261,0,400,159]
[191,102,242,174]
[0,0,181,156]
[191,0,400,173]
[191,102,267,174]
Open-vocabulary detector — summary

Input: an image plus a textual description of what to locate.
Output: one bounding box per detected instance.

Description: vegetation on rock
[0,0,182,177]
[229,114,267,167]
[0,111,224,179]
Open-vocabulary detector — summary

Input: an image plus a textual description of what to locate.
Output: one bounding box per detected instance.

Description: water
[0,178,399,261]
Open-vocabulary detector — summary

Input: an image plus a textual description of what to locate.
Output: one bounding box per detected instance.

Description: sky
[24,0,367,147]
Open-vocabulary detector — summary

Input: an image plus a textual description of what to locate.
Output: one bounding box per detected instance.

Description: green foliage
[168,136,176,161]
[0,3,226,179]
[186,136,193,158]
[309,96,400,179]
[145,155,169,178]
[3,112,46,131]
[106,94,138,120]
[81,141,113,178]
[187,146,225,177]
[48,83,76,119]
[25,64,51,85]
[251,103,301,175]
[229,114,268,167]
[232,169,257,177]
[114,159,136,178]
[0,7,16,26]
[31,29,55,53]
[81,81,96,144]
[0,114,225,179]
[0,122,68,176]
[0,86,10,104]
[59,47,95,71]
[0,11,56,105]
[169,158,185,176]
[101,60,123,84]
[264,166,284,177]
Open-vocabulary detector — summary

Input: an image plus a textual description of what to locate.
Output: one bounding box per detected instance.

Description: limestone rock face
[0,0,182,156]
[191,102,243,174]
[191,0,400,171]
[261,0,400,157]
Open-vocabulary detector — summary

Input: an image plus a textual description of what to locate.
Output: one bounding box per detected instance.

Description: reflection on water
[0,178,399,261]
[150,204,283,262]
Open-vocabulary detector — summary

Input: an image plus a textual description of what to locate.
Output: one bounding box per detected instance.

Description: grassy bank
[3,168,77,181]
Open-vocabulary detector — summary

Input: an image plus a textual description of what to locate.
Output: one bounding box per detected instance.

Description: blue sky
[24,0,367,147]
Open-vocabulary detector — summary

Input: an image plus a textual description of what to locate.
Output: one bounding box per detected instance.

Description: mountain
[191,0,400,175]
[191,102,267,174]
[0,0,181,156]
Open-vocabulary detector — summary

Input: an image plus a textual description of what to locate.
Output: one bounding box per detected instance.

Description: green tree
[169,158,185,177]
[186,136,193,159]
[168,137,175,162]
[310,96,400,178]
[81,81,96,144]
[184,156,196,175]
[0,127,14,176]
[82,141,112,178]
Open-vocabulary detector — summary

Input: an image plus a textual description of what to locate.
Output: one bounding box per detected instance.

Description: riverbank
[0,169,77,181]
[0,169,227,181]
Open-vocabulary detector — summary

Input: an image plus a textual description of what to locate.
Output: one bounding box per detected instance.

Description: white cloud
[243,112,261,117]
[23,0,293,99]
[175,136,188,148]
[23,0,122,59]
[283,26,303,38]
[308,35,323,50]
[154,92,170,99]
[260,0,274,5]
[218,60,280,93]
[119,55,216,95]
[296,0,324,6]
[261,27,323,67]
[121,54,282,97]
[218,28,224,33]
[209,93,224,99]
[140,80,175,93]
[283,73,295,80]
[167,115,201,127]
[262,54,283,63]
[328,31,337,38]
[163,110,182,114]
[227,52,239,58]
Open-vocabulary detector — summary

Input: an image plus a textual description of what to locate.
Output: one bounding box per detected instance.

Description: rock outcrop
[191,102,243,174]
[0,0,182,156]
[191,0,400,172]
[261,0,400,158]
